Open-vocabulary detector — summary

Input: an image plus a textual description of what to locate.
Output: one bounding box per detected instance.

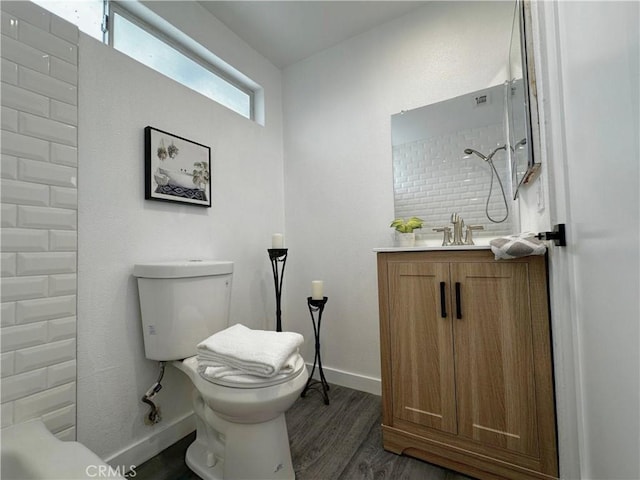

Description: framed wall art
[144,126,211,207]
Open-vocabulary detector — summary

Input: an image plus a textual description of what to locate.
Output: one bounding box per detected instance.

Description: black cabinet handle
[455,282,462,319]
[440,282,447,318]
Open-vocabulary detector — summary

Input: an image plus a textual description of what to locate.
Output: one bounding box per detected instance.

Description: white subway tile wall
[2,59,20,85]
[1,2,78,439]
[393,124,514,239]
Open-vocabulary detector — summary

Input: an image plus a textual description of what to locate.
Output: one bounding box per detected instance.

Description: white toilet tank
[133,260,233,361]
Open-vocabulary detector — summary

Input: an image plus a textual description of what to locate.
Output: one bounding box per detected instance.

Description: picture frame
[144,126,211,207]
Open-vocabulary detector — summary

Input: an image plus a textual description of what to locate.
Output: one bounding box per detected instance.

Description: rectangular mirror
[391,84,515,240]
[390,0,541,238]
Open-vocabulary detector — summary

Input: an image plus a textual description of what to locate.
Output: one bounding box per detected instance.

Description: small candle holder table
[301,296,330,405]
[268,248,288,332]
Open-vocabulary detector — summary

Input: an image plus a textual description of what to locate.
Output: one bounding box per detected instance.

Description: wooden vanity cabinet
[377,250,558,480]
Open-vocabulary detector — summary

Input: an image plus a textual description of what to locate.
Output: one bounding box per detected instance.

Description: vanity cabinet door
[387,262,457,434]
[451,262,539,457]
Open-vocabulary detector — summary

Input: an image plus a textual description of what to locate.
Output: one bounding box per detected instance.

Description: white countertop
[374,244,492,252]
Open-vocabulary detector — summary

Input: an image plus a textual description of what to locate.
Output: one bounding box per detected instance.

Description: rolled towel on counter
[196,323,303,378]
[490,232,547,260]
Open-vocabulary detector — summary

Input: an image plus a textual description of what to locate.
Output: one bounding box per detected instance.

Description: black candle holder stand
[301,296,330,405]
[268,248,288,332]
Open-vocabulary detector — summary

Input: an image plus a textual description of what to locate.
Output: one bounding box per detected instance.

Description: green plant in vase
[390,217,424,233]
[390,217,424,247]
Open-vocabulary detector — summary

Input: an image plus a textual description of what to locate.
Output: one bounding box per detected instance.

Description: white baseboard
[306,363,381,396]
[105,412,195,470]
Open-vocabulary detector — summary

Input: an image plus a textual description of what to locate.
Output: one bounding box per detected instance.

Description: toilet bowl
[173,356,307,479]
[133,260,308,480]
[176,355,306,422]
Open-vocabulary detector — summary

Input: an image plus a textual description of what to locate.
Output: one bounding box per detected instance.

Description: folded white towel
[199,352,299,383]
[196,324,304,378]
[490,232,547,260]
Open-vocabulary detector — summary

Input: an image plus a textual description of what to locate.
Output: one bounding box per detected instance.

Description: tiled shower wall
[1,2,78,440]
[393,123,514,238]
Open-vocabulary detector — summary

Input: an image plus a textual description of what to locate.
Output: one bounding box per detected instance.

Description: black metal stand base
[301,296,330,405]
[268,248,288,332]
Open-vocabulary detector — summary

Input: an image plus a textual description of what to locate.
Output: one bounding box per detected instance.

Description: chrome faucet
[451,213,464,245]
[433,226,452,246]
[464,225,484,245]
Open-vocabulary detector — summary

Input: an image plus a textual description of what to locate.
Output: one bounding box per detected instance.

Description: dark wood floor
[133,384,475,480]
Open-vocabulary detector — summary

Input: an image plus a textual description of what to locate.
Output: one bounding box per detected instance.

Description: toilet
[133,260,307,480]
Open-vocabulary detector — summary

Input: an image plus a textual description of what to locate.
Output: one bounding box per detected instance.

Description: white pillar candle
[272,233,284,248]
[311,280,324,300]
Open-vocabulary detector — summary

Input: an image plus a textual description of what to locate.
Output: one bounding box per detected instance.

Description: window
[109,5,253,119]
[32,0,256,121]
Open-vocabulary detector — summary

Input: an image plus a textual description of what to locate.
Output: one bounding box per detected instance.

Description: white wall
[528,2,639,479]
[1,1,79,440]
[76,1,286,464]
[282,1,514,393]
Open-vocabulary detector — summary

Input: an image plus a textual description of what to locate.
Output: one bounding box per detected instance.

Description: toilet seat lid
[183,354,306,389]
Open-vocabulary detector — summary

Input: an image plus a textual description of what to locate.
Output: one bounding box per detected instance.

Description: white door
[541,1,639,479]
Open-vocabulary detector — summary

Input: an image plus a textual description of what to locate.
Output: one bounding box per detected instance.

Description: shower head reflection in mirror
[463,145,509,223]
